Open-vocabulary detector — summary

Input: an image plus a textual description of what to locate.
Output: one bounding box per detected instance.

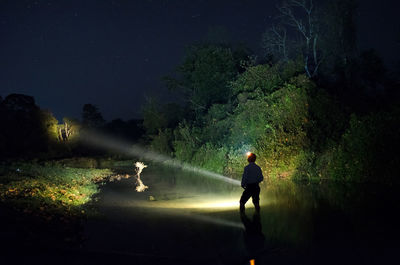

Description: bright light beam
[80,131,241,186]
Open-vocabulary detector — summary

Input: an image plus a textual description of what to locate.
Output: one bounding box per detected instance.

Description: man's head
[247,152,256,163]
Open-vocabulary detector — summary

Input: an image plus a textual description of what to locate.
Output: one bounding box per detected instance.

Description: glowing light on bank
[80,131,241,186]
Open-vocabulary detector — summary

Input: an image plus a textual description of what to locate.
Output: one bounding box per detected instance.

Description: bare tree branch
[262,24,289,61]
[276,0,322,77]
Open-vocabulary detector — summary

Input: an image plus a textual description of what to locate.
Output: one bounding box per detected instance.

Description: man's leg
[252,185,261,212]
[240,188,252,213]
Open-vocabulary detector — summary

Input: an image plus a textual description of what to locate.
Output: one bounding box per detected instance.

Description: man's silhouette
[240,153,263,213]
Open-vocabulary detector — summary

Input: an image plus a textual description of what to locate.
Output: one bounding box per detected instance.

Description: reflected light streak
[106,197,245,228]
[138,201,244,229]
[126,197,263,211]
[187,213,244,229]
[80,130,241,186]
[127,199,241,210]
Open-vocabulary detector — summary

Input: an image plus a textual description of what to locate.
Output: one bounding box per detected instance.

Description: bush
[228,97,270,149]
[173,122,200,162]
[225,147,250,178]
[191,144,228,174]
[254,77,310,180]
[231,64,283,96]
[150,129,174,156]
[307,87,347,151]
[200,103,233,145]
[321,109,400,184]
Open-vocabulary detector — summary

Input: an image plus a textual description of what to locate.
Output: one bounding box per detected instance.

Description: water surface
[83,166,399,264]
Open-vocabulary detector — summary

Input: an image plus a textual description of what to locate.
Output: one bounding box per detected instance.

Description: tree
[262,24,289,62]
[277,0,322,78]
[318,0,358,81]
[164,44,239,117]
[104,118,144,142]
[0,94,52,157]
[82,104,105,128]
[57,117,80,142]
[39,109,59,143]
[142,97,168,136]
[262,0,359,79]
[2,93,38,113]
[142,97,184,136]
[358,49,386,94]
[321,0,357,63]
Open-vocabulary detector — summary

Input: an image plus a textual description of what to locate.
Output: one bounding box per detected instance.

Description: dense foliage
[144,42,399,185]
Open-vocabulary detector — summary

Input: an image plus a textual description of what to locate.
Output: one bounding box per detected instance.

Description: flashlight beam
[80,131,241,186]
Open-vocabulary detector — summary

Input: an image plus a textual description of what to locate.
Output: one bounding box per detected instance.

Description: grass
[0,161,112,218]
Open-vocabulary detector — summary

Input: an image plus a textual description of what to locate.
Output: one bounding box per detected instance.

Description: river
[81,165,399,265]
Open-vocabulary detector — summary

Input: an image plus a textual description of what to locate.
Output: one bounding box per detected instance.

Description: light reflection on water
[89,165,399,264]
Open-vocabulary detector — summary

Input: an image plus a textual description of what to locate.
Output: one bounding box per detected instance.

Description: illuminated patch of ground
[0,162,112,217]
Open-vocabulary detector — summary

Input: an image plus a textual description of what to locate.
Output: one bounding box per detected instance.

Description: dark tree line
[0,94,56,158]
[0,95,143,160]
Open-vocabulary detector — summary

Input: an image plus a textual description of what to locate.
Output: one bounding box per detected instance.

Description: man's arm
[241,167,248,188]
[258,166,264,183]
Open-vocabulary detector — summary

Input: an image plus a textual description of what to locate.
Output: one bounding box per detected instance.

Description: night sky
[0,0,399,121]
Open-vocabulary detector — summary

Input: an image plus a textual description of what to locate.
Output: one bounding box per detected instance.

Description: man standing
[240,152,264,213]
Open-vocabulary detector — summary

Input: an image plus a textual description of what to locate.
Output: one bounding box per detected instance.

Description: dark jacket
[241,162,264,187]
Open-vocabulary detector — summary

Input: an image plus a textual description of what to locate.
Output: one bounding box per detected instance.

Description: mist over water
[80,130,241,186]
